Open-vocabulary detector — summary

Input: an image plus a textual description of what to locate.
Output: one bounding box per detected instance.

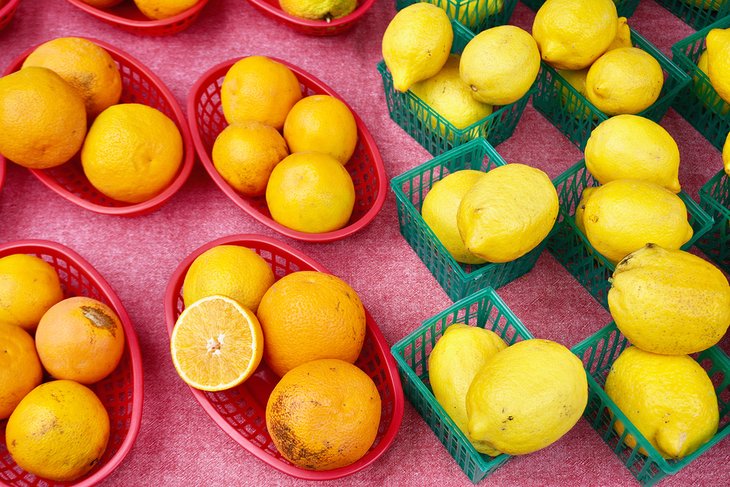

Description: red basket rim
[63,0,209,31]
[187,57,387,242]
[245,0,376,32]
[0,0,20,19]
[162,233,404,481]
[0,158,5,192]
[0,238,144,487]
[2,37,195,216]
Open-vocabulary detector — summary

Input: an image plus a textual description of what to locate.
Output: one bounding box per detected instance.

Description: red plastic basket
[63,0,209,36]
[0,0,20,31]
[1,37,194,216]
[163,234,404,481]
[0,239,143,487]
[245,0,376,36]
[187,58,387,242]
[0,157,5,193]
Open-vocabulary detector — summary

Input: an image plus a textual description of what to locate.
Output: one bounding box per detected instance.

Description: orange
[22,37,122,117]
[35,296,125,385]
[133,0,200,19]
[266,358,381,470]
[256,271,366,377]
[212,121,289,196]
[6,380,110,482]
[283,95,358,164]
[0,253,64,331]
[81,103,183,203]
[221,56,303,130]
[0,66,86,169]
[182,244,275,313]
[0,324,43,419]
[170,295,264,391]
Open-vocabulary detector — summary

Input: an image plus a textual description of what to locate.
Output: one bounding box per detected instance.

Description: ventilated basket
[245,0,376,36]
[0,0,19,30]
[571,322,730,486]
[391,286,534,483]
[656,0,730,30]
[671,15,730,152]
[521,0,641,17]
[378,19,530,157]
[547,160,714,309]
[394,0,518,33]
[697,169,730,273]
[0,240,143,487]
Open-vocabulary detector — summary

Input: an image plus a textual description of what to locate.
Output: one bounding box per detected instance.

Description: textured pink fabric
[0,0,728,485]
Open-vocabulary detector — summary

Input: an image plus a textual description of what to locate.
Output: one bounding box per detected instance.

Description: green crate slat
[395,0,519,33]
[391,287,534,483]
[571,322,730,485]
[698,170,730,272]
[521,0,641,18]
[656,0,730,30]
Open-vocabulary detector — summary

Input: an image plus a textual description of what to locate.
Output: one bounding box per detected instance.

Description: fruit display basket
[187,57,386,243]
[394,0,518,33]
[697,169,730,273]
[671,15,730,152]
[0,0,20,31]
[377,19,531,157]
[163,233,404,481]
[0,157,5,193]
[571,322,730,486]
[656,0,730,31]
[390,286,534,483]
[1,37,194,216]
[547,160,714,309]
[390,138,549,302]
[64,0,210,36]
[246,0,376,36]
[521,0,640,18]
[0,239,144,487]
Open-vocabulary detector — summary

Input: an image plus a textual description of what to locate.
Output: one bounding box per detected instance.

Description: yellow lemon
[441,0,504,30]
[574,186,597,236]
[279,0,356,20]
[696,50,730,115]
[556,68,592,118]
[724,131,730,176]
[606,17,632,51]
[132,0,200,19]
[706,28,730,104]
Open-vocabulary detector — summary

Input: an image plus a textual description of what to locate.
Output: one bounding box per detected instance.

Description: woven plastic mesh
[394,0,518,33]
[571,323,730,486]
[697,170,730,273]
[521,0,641,17]
[656,0,730,30]
[391,287,534,483]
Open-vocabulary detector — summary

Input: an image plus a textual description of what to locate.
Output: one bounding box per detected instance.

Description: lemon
[682,0,723,10]
[440,0,504,30]
[582,179,693,264]
[605,346,719,459]
[724,131,730,176]
[706,28,730,104]
[410,55,493,133]
[279,0,356,20]
[466,339,587,456]
[457,164,558,263]
[382,3,453,92]
[421,169,487,264]
[696,50,730,115]
[586,47,664,115]
[532,0,618,70]
[608,244,730,355]
[606,17,632,51]
[574,186,597,235]
[428,324,507,443]
[556,68,592,118]
[584,115,681,193]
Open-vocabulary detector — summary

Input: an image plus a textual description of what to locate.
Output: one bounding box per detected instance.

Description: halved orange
[170,295,264,391]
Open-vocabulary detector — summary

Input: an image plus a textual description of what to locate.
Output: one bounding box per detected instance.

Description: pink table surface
[0,0,728,485]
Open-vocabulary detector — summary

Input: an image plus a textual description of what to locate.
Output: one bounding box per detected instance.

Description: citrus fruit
[182,244,275,312]
[35,296,125,384]
[81,103,183,203]
[556,68,593,119]
[132,0,199,19]
[444,0,504,30]
[283,94,358,164]
[682,0,722,8]
[605,346,719,459]
[22,37,122,117]
[212,121,289,197]
[0,253,64,331]
[608,244,730,355]
[706,27,730,104]
[0,323,43,419]
[221,56,302,130]
[6,380,110,482]
[256,271,366,377]
[574,186,597,236]
[696,49,730,115]
[279,0,357,20]
[606,16,632,51]
[170,295,264,391]
[265,152,355,233]
[724,131,730,176]
[0,66,86,169]
[382,3,453,92]
[266,359,381,470]
[466,339,587,456]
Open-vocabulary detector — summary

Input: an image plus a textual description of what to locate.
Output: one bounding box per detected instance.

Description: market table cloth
[0,0,728,485]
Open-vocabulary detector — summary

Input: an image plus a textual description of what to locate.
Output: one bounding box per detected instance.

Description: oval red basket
[163,234,404,481]
[2,37,194,216]
[0,239,143,487]
[0,157,5,193]
[187,58,387,242]
[245,0,376,36]
[64,0,209,36]
[0,0,20,31]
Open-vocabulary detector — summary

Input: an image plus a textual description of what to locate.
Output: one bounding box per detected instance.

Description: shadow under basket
[394,0,519,33]
[571,322,730,486]
[390,286,535,483]
[697,169,730,273]
[656,0,730,31]
[521,0,641,17]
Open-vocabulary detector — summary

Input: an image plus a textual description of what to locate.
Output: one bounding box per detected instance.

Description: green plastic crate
[671,15,730,152]
[377,19,531,157]
[391,138,549,301]
[390,287,535,483]
[547,160,715,309]
[521,0,641,17]
[657,0,730,30]
[571,322,730,486]
[395,0,518,33]
[697,169,730,273]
